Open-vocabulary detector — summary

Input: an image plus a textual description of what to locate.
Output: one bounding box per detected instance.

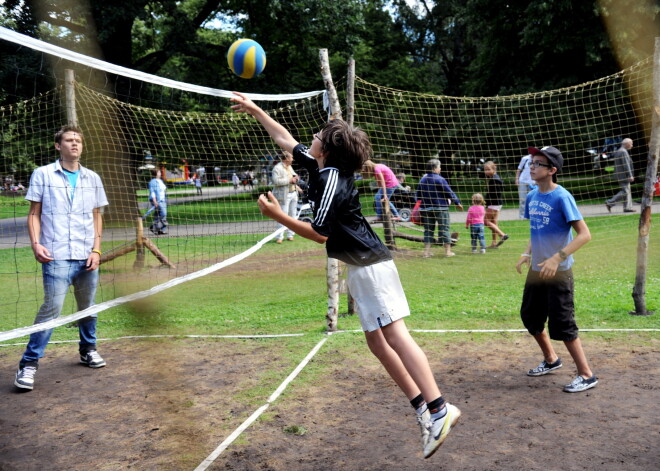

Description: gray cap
[528,146,563,182]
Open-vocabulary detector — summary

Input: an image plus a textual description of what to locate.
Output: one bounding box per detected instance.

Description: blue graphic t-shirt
[524,185,582,271]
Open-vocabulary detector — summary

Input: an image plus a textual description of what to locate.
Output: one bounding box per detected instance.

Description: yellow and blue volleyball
[227,39,266,79]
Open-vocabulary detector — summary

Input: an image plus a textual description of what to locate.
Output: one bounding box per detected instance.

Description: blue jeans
[144,201,167,221]
[375,187,399,218]
[422,209,450,244]
[470,223,486,250]
[21,260,100,365]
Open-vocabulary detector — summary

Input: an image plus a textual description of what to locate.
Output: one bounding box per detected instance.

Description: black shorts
[520,269,579,341]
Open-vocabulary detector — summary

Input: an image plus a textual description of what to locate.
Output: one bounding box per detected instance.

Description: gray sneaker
[416,408,431,449]
[563,375,598,393]
[80,350,106,368]
[14,363,38,390]
[527,358,562,376]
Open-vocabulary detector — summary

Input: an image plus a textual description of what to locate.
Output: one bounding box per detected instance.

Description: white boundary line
[0,333,304,348]
[2,328,657,348]
[193,335,330,471]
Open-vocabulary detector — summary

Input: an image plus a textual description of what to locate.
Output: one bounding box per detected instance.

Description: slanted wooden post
[631,37,660,316]
[134,217,145,269]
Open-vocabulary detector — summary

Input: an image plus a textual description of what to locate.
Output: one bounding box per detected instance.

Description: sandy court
[0,333,657,471]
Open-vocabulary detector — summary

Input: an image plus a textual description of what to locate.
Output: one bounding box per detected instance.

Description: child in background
[483,161,508,248]
[466,193,486,254]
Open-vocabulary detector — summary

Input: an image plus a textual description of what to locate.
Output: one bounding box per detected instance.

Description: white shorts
[346,260,410,332]
[487,205,502,211]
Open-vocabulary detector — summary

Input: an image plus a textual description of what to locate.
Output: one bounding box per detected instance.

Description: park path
[1,195,658,250]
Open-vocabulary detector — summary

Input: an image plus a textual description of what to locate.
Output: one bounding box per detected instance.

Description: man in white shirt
[515,153,534,219]
[14,125,109,391]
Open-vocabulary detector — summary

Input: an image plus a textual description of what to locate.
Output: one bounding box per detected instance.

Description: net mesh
[0,33,656,340]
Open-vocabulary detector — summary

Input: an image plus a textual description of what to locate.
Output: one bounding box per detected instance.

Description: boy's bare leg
[379,319,442,402]
[532,331,560,363]
[563,337,594,379]
[365,328,421,400]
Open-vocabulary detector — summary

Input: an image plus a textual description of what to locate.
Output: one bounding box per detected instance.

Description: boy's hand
[257,191,283,219]
[516,255,530,274]
[230,91,260,116]
[537,256,560,279]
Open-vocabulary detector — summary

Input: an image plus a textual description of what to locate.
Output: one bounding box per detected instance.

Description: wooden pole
[346,57,355,127]
[64,69,77,127]
[631,37,660,316]
[319,48,343,330]
[319,49,342,120]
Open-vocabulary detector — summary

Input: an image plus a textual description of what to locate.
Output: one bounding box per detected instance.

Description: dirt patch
[0,335,658,471]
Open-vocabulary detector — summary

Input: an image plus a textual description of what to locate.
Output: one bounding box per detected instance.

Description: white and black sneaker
[80,350,106,368]
[416,408,431,449]
[14,363,38,390]
[563,375,598,393]
[423,403,461,459]
[527,358,562,376]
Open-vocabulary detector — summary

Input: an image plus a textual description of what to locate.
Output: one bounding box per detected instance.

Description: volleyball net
[0,27,656,340]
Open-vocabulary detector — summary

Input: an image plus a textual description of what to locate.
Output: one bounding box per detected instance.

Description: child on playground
[230,91,460,458]
[483,161,508,248]
[465,193,486,254]
[515,146,598,393]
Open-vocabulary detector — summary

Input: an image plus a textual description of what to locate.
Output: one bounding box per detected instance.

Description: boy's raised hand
[230,91,260,116]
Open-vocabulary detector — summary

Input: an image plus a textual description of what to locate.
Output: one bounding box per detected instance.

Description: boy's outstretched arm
[230,92,298,154]
[258,192,327,244]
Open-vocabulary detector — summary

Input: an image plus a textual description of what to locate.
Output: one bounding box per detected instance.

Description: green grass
[0,213,658,346]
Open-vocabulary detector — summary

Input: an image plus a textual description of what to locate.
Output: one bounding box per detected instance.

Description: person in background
[605,138,635,213]
[362,160,401,222]
[515,153,534,219]
[194,174,203,195]
[416,159,463,258]
[483,161,508,248]
[14,125,109,391]
[271,150,299,243]
[465,193,486,254]
[144,168,168,235]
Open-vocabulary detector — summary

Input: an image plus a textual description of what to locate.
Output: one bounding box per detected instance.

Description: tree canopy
[1,0,659,98]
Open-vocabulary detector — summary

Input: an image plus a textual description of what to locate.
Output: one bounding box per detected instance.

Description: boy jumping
[231,92,460,457]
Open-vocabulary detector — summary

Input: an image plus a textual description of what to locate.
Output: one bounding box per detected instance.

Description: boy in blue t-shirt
[516,146,598,393]
[231,92,460,458]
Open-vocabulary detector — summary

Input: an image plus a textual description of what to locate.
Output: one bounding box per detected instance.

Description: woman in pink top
[362,160,401,221]
[465,193,486,254]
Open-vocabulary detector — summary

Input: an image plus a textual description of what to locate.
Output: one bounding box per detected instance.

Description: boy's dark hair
[150,168,160,178]
[318,120,371,176]
[54,125,84,144]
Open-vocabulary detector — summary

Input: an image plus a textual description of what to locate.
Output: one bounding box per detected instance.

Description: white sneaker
[80,350,106,368]
[416,408,431,449]
[14,364,38,390]
[423,403,461,459]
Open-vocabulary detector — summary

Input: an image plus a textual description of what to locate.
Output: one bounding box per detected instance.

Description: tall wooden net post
[631,37,660,316]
